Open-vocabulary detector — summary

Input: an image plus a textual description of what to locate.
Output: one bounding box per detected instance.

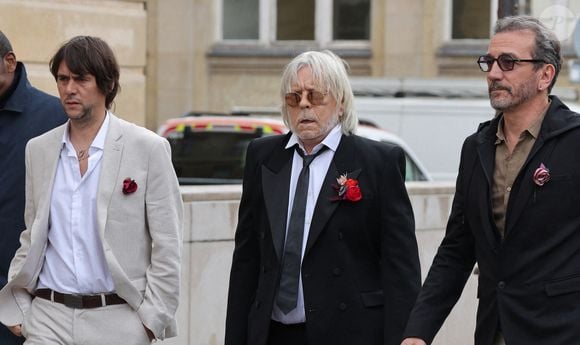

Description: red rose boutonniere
[333,174,362,202]
[122,177,138,194]
[533,163,550,186]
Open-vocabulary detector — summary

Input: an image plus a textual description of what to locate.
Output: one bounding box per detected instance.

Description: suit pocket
[360,290,384,307]
[549,174,572,182]
[545,275,580,296]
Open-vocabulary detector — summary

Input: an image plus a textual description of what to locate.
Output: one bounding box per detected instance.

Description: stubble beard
[67,104,94,126]
[294,109,341,143]
[489,80,537,112]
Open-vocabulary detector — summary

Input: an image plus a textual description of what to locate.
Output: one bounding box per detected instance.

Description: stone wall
[165,182,477,345]
[0,0,147,126]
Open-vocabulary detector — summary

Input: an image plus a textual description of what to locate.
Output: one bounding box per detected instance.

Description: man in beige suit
[0,36,183,344]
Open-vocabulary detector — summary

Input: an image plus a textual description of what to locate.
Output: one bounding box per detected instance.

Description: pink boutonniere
[533,163,550,186]
[333,174,362,202]
[122,177,138,194]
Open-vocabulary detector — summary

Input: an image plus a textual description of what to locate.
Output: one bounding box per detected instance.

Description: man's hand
[401,338,427,345]
[8,324,22,337]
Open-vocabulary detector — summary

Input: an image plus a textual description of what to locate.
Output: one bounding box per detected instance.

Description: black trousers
[267,320,308,345]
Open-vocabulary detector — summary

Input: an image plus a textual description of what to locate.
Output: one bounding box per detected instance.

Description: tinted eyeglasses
[285,90,327,107]
[477,54,546,72]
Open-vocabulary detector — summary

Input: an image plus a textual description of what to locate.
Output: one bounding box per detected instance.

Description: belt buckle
[63,294,84,308]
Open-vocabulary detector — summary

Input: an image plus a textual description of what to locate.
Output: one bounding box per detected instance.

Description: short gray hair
[494,15,562,93]
[0,31,13,57]
[280,50,358,135]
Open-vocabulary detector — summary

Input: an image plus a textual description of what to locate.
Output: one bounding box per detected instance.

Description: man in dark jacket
[226,50,421,345]
[0,30,67,344]
[402,16,580,345]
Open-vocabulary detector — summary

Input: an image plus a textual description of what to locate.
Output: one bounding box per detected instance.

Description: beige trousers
[22,297,151,345]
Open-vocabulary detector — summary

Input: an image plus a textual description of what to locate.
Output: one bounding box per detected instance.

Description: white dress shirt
[272,124,343,324]
[37,114,115,294]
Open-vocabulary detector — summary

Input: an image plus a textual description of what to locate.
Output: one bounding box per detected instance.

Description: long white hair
[280,50,358,135]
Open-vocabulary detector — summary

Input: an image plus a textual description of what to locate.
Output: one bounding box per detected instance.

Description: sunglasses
[285,90,327,107]
[477,54,545,72]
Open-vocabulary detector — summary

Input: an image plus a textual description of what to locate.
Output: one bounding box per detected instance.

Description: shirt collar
[495,118,507,145]
[62,111,111,152]
[286,124,342,153]
[495,100,550,145]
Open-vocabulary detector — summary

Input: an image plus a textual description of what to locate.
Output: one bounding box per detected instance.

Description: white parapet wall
[164,182,477,345]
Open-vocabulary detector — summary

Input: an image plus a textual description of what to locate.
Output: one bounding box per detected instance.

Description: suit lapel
[96,114,124,238]
[38,127,67,219]
[503,141,543,236]
[38,128,65,227]
[491,97,580,238]
[305,135,359,255]
[504,97,580,235]
[24,126,66,285]
[473,122,503,248]
[476,133,495,190]
[262,136,293,260]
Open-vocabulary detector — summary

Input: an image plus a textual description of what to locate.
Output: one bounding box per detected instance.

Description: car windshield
[168,128,263,184]
[404,155,428,182]
[161,116,431,184]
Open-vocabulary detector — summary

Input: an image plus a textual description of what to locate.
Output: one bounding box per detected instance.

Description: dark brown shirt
[492,111,546,238]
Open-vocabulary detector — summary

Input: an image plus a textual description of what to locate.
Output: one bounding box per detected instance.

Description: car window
[375,139,429,182]
[167,127,263,184]
[405,154,428,182]
[161,118,431,184]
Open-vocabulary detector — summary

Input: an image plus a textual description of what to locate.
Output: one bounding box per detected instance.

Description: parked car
[157,113,432,184]
[356,123,431,182]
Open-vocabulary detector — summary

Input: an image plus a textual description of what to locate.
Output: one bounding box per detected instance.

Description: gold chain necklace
[77,148,89,162]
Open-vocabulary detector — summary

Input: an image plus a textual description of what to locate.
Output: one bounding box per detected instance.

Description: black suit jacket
[404,96,580,345]
[225,132,421,345]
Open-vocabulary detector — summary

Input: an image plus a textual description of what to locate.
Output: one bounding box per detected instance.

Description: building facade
[2,0,579,131]
[0,0,147,125]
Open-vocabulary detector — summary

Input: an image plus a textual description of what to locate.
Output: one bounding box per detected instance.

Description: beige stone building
[2,2,580,344]
[2,0,580,131]
[0,0,147,125]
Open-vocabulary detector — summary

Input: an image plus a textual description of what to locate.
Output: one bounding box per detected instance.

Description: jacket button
[497,281,506,289]
[332,268,342,276]
[338,303,347,310]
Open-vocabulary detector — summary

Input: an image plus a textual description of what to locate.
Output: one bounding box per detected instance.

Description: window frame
[217,0,370,50]
[443,0,498,41]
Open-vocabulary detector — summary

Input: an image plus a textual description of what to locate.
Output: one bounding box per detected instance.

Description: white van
[351,77,580,181]
[354,96,493,181]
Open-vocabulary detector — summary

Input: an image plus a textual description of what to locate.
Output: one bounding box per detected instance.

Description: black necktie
[277,145,328,314]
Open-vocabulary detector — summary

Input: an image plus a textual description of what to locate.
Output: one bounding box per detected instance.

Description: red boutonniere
[333,174,362,202]
[533,163,550,186]
[122,177,138,194]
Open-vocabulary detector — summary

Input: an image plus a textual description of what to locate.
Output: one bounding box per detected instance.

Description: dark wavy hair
[50,36,120,109]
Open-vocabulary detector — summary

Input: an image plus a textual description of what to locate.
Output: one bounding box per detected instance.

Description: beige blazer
[0,113,183,339]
